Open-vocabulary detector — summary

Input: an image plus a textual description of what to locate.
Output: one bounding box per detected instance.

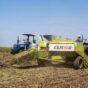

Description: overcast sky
[0,0,88,47]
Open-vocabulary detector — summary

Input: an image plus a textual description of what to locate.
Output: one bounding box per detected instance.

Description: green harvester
[11,35,88,69]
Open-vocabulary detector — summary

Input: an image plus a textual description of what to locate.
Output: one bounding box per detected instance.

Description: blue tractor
[11,34,36,54]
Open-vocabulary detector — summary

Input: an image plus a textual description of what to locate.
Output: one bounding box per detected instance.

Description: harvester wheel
[73,56,83,69]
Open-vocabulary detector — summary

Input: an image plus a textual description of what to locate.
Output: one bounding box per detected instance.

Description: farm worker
[76,36,82,42]
[24,39,30,50]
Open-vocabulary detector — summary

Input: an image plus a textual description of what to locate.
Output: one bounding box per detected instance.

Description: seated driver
[24,39,30,50]
[76,36,82,42]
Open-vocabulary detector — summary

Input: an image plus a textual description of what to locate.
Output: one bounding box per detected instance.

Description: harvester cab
[11,34,36,54]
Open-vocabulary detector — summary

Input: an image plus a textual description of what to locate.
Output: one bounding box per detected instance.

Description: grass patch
[0,47,11,53]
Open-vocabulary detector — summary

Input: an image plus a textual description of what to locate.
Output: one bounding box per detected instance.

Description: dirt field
[0,53,88,88]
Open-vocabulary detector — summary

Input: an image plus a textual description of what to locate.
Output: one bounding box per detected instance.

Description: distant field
[0,47,11,53]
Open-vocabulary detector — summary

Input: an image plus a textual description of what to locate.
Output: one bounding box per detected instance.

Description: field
[0,48,88,88]
[0,47,11,53]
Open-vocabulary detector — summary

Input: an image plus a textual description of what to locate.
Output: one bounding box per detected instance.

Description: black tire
[73,56,83,69]
[84,45,88,55]
[11,49,19,55]
[11,49,16,55]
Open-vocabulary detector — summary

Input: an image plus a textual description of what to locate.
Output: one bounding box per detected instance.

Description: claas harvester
[11,34,88,69]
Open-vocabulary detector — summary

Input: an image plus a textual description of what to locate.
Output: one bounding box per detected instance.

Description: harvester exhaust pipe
[82,34,83,42]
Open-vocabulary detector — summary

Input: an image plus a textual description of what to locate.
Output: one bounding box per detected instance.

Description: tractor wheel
[11,49,19,55]
[73,56,83,69]
[11,49,16,55]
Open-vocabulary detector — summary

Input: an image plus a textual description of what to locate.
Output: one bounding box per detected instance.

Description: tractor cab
[22,34,36,49]
[11,34,36,54]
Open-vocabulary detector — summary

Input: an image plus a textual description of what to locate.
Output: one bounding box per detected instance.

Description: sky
[0,0,88,47]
